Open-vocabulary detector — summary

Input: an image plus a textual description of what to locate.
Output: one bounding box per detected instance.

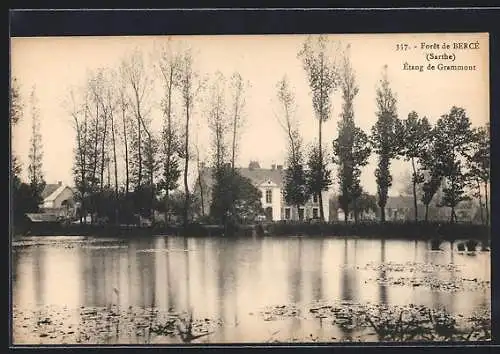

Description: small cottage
[40,181,76,218]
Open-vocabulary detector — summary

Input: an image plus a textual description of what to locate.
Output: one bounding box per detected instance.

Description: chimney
[271,164,276,170]
[58,181,62,186]
[277,165,283,170]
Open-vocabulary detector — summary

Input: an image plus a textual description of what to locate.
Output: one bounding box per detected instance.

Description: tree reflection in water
[11,236,491,344]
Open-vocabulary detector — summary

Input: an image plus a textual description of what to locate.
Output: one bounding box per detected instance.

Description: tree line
[10,35,490,229]
[11,78,47,226]
[277,36,490,225]
[64,43,205,228]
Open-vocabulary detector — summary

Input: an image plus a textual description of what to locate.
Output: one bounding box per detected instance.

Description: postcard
[10,32,490,345]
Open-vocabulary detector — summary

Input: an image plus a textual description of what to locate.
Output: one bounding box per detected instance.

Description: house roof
[45,185,74,202]
[41,183,75,203]
[41,184,60,199]
[385,195,478,210]
[385,196,416,209]
[198,166,286,192]
[239,167,285,186]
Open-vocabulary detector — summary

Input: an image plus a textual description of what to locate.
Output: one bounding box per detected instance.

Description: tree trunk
[380,206,386,223]
[476,179,484,224]
[110,111,119,225]
[317,54,325,223]
[231,110,238,171]
[137,115,142,188]
[138,114,154,221]
[450,206,456,223]
[149,136,154,221]
[353,199,359,224]
[318,121,325,222]
[122,106,130,195]
[411,157,418,222]
[100,113,108,192]
[164,190,170,225]
[74,114,88,225]
[198,172,205,217]
[91,103,100,192]
[484,181,489,225]
[107,154,111,187]
[162,71,175,227]
[425,203,429,223]
[183,100,190,230]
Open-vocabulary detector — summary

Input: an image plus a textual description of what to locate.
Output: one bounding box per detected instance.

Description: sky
[11,33,489,196]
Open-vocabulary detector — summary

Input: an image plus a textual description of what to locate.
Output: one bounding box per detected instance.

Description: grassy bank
[13,221,490,242]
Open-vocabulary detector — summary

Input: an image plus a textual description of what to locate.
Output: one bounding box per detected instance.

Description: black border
[8,7,500,353]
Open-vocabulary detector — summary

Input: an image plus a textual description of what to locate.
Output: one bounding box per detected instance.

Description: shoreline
[12,221,490,242]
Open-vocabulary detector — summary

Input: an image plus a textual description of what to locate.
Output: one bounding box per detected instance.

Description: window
[265,190,272,204]
[298,208,304,220]
[313,208,319,219]
[285,208,291,220]
[313,194,318,203]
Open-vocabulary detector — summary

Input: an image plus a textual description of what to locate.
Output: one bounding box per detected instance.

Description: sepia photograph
[10,32,490,345]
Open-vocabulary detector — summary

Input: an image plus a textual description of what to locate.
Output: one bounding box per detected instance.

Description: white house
[40,181,76,217]
[194,161,330,222]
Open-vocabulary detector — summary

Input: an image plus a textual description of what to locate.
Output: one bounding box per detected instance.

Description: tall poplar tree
[298,35,340,221]
[27,86,45,211]
[371,66,399,222]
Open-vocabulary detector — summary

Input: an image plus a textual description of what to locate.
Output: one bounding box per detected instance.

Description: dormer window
[265,190,272,203]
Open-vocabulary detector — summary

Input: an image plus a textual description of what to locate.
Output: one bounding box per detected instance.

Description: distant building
[329,194,481,223]
[193,161,330,222]
[384,195,416,221]
[40,181,76,218]
[382,195,480,223]
[336,208,377,222]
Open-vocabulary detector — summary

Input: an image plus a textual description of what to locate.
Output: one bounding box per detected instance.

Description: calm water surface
[12,236,491,344]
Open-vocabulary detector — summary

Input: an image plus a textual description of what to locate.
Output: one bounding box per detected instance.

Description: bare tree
[275,75,309,217]
[121,49,153,191]
[96,69,120,223]
[229,72,247,171]
[207,71,229,170]
[121,49,157,219]
[157,39,182,219]
[66,87,89,223]
[86,72,103,203]
[88,70,110,192]
[175,47,203,228]
[276,75,301,162]
[117,75,131,196]
[194,126,205,217]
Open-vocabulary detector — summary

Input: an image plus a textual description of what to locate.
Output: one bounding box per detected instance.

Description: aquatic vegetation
[261,304,301,321]
[358,261,490,292]
[258,302,491,342]
[12,305,220,345]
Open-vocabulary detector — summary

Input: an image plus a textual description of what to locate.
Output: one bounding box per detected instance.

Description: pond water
[12,236,491,344]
